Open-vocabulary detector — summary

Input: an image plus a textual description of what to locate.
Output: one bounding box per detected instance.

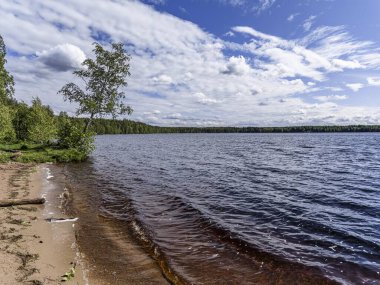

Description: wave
[100,190,341,284]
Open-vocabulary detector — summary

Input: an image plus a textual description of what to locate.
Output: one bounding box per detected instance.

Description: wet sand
[0,163,86,284]
[0,162,171,285]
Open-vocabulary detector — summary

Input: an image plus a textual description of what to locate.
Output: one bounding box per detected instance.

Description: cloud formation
[217,0,246,7]
[346,83,364,92]
[303,16,317,32]
[37,44,86,71]
[256,0,276,13]
[223,56,251,75]
[1,0,380,126]
[287,13,299,22]
[367,77,380,86]
[314,95,347,102]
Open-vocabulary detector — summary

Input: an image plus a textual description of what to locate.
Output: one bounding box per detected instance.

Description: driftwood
[45,217,78,223]
[0,198,45,207]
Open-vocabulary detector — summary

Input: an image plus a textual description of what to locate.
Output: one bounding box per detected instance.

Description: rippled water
[65,133,380,284]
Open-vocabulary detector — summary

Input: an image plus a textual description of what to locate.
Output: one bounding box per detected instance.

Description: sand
[0,163,87,284]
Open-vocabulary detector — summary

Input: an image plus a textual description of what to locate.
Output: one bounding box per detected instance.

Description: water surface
[65,133,380,284]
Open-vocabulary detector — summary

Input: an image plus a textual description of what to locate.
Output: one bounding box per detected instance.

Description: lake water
[63,133,380,284]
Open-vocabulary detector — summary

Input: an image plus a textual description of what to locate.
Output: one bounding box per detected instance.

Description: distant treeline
[72,118,380,134]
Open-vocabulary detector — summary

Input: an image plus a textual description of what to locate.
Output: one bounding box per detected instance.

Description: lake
[63,133,380,284]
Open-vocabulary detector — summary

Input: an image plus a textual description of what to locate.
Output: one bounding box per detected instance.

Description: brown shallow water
[50,164,170,285]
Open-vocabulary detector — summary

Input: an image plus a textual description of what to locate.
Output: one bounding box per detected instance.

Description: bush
[0,105,16,142]
[57,113,95,156]
[0,151,12,163]
[20,144,28,150]
[13,102,31,141]
[27,98,57,144]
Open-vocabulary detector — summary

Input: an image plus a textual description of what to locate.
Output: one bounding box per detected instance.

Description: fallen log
[0,198,46,207]
[45,217,78,223]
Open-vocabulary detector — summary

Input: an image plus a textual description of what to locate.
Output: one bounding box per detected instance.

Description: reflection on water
[64,133,380,285]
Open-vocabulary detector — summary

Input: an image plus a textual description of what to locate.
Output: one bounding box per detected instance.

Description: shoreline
[53,164,172,285]
[0,162,87,284]
[0,162,172,285]
[0,161,352,284]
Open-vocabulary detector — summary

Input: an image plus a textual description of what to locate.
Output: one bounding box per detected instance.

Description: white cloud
[194,92,221,105]
[346,83,364,92]
[301,26,380,70]
[2,0,380,126]
[152,74,173,85]
[224,31,235,37]
[164,113,182,119]
[223,56,251,75]
[326,86,344,92]
[314,95,348,102]
[215,0,275,14]
[256,0,276,14]
[332,59,362,70]
[367,77,380,86]
[144,0,166,5]
[37,43,86,71]
[303,15,317,32]
[217,0,246,7]
[287,13,299,22]
[231,26,330,81]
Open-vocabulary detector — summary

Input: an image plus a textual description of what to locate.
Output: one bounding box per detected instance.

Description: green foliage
[27,98,57,144]
[57,112,95,155]
[0,104,16,142]
[0,35,15,104]
[0,34,94,162]
[48,148,88,163]
[0,142,40,151]
[13,102,31,141]
[17,148,87,163]
[58,42,133,132]
[0,142,88,163]
[0,151,12,163]
[61,267,75,282]
[16,151,55,163]
[0,36,16,143]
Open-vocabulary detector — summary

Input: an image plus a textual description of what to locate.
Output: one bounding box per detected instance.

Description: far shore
[0,162,88,284]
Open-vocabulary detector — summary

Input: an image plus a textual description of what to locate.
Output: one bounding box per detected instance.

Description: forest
[85,117,380,134]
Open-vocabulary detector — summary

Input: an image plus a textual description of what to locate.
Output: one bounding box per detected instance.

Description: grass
[0,142,88,163]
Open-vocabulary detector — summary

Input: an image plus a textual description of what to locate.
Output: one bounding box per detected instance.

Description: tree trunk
[83,113,95,133]
[0,198,45,207]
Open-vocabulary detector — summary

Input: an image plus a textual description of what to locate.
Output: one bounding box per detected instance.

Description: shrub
[57,113,95,156]
[27,98,57,144]
[13,102,31,141]
[0,105,16,142]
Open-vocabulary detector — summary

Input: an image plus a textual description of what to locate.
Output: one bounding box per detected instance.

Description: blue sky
[152,0,380,41]
[1,0,380,126]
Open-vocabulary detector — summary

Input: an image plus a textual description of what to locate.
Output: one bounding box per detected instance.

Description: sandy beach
[0,163,170,285]
[0,163,86,284]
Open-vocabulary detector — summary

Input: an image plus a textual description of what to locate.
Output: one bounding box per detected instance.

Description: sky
[1,0,380,127]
